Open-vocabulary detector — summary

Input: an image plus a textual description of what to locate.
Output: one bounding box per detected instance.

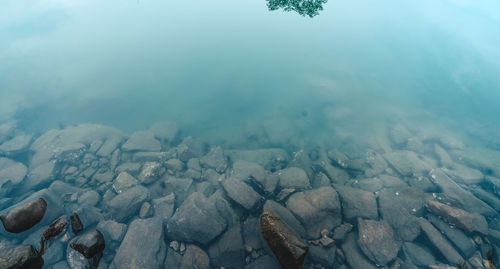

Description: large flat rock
[337,186,378,220]
[426,200,488,235]
[357,219,401,266]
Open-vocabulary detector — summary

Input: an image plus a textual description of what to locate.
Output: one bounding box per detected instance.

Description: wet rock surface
[1,122,500,269]
[0,244,44,269]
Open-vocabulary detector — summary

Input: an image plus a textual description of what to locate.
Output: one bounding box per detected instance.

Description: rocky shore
[1,120,500,268]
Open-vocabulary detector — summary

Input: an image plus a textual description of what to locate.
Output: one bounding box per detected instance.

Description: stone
[111,218,166,269]
[333,223,353,241]
[139,202,152,218]
[177,137,208,162]
[43,215,68,240]
[419,218,463,265]
[227,148,289,171]
[263,200,306,238]
[469,186,500,211]
[389,125,412,145]
[106,186,150,222]
[384,150,432,176]
[250,170,279,194]
[429,168,496,217]
[357,219,401,266]
[243,217,263,250]
[121,130,161,152]
[231,160,264,181]
[427,215,476,258]
[208,224,245,268]
[260,209,308,269]
[70,212,84,234]
[97,220,127,242]
[278,167,311,190]
[337,186,378,220]
[42,240,63,266]
[308,245,336,268]
[165,248,182,269]
[69,229,105,259]
[138,162,165,184]
[244,255,281,269]
[341,233,377,269]
[0,198,47,233]
[456,147,500,177]
[162,176,194,206]
[78,190,101,207]
[0,244,44,269]
[200,146,227,172]
[181,245,210,269]
[364,149,388,177]
[221,178,262,210]
[149,121,178,142]
[115,162,141,175]
[286,187,341,238]
[66,247,96,269]
[403,242,436,267]
[0,133,32,154]
[152,194,175,224]
[112,172,139,193]
[167,192,227,244]
[426,200,488,235]
[165,159,184,173]
[443,164,483,185]
[0,157,27,190]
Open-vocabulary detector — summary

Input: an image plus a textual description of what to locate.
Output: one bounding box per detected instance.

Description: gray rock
[112,172,139,193]
[111,218,166,269]
[164,248,182,269]
[138,162,165,184]
[167,192,227,245]
[443,164,483,185]
[0,157,27,190]
[227,148,289,171]
[426,200,488,235]
[456,147,500,177]
[177,137,208,162]
[263,200,306,238]
[286,187,341,238]
[419,218,463,265]
[152,194,175,224]
[312,159,350,185]
[278,167,311,190]
[97,220,127,242]
[0,133,32,154]
[364,150,389,177]
[149,121,178,142]
[244,255,280,269]
[0,198,47,234]
[0,244,43,269]
[162,176,194,206]
[106,186,150,222]
[115,162,141,175]
[429,168,496,217]
[337,186,378,221]
[221,178,262,210]
[78,190,101,207]
[139,202,152,218]
[308,245,336,268]
[243,217,264,250]
[122,130,161,152]
[341,233,377,269]
[165,159,184,173]
[132,151,173,163]
[51,261,70,269]
[402,242,436,267]
[0,121,16,143]
[208,224,245,268]
[181,245,210,269]
[231,160,264,181]
[427,215,476,258]
[384,150,432,176]
[469,186,500,211]
[357,219,401,266]
[333,223,353,241]
[250,170,279,194]
[200,146,227,173]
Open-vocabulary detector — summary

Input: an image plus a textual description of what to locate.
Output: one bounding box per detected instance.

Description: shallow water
[1,0,500,268]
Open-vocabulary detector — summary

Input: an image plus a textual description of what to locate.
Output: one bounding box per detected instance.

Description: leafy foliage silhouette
[267,0,328,18]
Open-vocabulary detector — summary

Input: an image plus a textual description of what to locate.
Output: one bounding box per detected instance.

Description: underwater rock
[341,232,377,269]
[337,186,378,221]
[138,161,165,184]
[78,190,101,207]
[384,150,432,176]
[208,224,245,268]
[69,229,105,259]
[357,219,401,266]
[152,193,175,224]
[111,218,166,269]
[278,167,311,190]
[106,185,150,222]
[333,223,353,241]
[112,172,139,193]
[165,158,184,173]
[226,148,289,171]
[231,160,264,181]
[244,255,281,269]
[0,198,47,234]
[70,212,83,235]
[427,215,476,258]
[0,133,32,154]
[0,157,27,190]
[286,186,341,238]
[419,218,463,265]
[180,245,210,269]
[263,200,306,238]
[97,220,126,242]
[402,242,436,267]
[149,121,178,143]
[442,164,483,185]
[308,245,336,268]
[0,244,44,269]
[260,209,308,269]
[251,170,279,194]
[167,192,227,244]
[177,136,208,162]
[22,161,56,192]
[121,130,161,152]
[200,146,227,173]
[221,178,262,210]
[456,147,500,177]
[43,215,68,240]
[426,200,488,235]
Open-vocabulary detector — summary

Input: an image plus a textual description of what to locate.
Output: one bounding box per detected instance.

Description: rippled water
[1,0,500,268]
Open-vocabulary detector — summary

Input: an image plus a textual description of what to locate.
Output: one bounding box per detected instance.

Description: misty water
[1,0,500,268]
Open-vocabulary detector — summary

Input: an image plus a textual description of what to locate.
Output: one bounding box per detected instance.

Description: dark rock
[244,255,281,269]
[43,215,68,240]
[181,245,210,269]
[286,187,341,238]
[167,192,227,245]
[111,218,166,269]
[69,229,105,259]
[243,217,264,250]
[250,170,279,194]
[200,146,227,173]
[222,178,262,210]
[426,200,488,235]
[312,160,350,185]
[208,224,245,268]
[70,212,83,234]
[122,130,161,152]
[0,244,44,269]
[333,223,353,241]
[260,209,308,269]
[469,186,500,211]
[177,137,208,162]
[341,233,377,269]
[357,219,401,266]
[106,185,150,222]
[278,167,311,190]
[419,218,463,265]
[402,242,436,267]
[0,198,47,233]
[307,245,336,268]
[165,248,183,269]
[263,200,306,238]
[427,215,476,258]
[337,186,378,221]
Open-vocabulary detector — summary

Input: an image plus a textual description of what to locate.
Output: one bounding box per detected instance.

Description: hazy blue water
[1,0,499,149]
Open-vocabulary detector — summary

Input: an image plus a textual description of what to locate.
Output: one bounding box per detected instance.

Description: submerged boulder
[69,229,105,259]
[0,198,47,234]
[357,219,401,266]
[0,244,44,269]
[426,200,488,235]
